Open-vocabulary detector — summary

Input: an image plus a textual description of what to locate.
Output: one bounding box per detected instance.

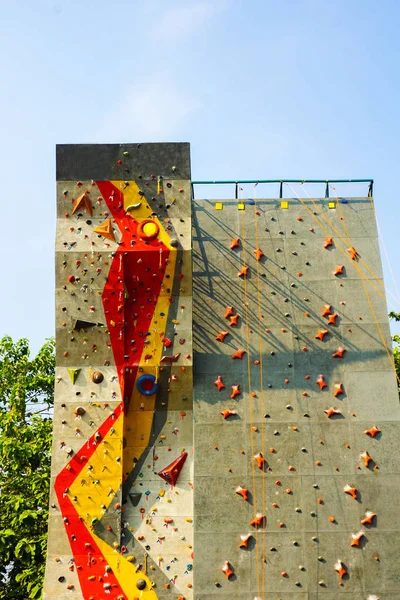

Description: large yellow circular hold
[138,219,160,241]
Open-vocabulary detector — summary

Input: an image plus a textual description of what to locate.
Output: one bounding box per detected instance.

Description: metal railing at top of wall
[191,179,374,200]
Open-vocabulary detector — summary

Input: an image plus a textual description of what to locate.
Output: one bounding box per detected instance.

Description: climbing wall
[193,196,400,599]
[44,143,193,600]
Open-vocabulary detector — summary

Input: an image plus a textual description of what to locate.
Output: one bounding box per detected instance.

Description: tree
[0,336,55,599]
[389,312,400,389]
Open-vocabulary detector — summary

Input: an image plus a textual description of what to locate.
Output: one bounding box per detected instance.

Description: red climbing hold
[254,452,266,470]
[316,374,327,390]
[214,376,225,391]
[315,329,329,341]
[332,347,346,358]
[364,425,381,438]
[324,407,342,418]
[221,408,237,419]
[157,452,188,487]
[224,306,234,319]
[322,304,332,317]
[231,384,241,399]
[230,238,240,250]
[235,486,249,501]
[229,313,240,326]
[254,248,264,261]
[327,312,338,325]
[250,513,265,527]
[334,383,344,397]
[334,265,345,276]
[232,348,246,359]
[216,331,230,342]
[238,266,249,278]
[222,561,234,579]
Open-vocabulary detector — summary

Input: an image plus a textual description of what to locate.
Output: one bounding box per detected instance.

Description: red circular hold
[137,219,160,241]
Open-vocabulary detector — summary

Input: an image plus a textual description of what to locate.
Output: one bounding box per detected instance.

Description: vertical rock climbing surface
[193,195,399,599]
[44,143,193,600]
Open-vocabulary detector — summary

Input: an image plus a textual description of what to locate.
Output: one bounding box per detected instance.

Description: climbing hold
[334,265,345,276]
[232,348,246,359]
[334,383,344,397]
[216,331,230,342]
[93,218,115,242]
[136,579,147,590]
[332,347,346,358]
[231,384,241,399]
[316,374,327,390]
[137,374,158,396]
[222,561,234,579]
[361,451,373,467]
[230,238,240,250]
[344,485,358,500]
[351,532,365,547]
[137,219,160,241]
[221,408,238,420]
[254,452,266,470]
[72,193,93,216]
[229,313,240,326]
[364,425,381,438]
[334,560,347,580]
[324,407,342,418]
[327,312,338,325]
[361,511,376,525]
[157,452,188,486]
[254,248,264,261]
[347,246,359,260]
[238,266,249,278]
[321,304,332,317]
[315,329,329,341]
[239,533,252,548]
[236,486,249,501]
[73,406,86,417]
[92,371,104,384]
[214,376,225,391]
[73,319,100,330]
[224,306,234,319]
[250,513,265,527]
[324,237,333,248]
[161,353,181,364]
[68,368,81,384]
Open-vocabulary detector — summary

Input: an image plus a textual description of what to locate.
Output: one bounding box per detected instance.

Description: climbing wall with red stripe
[192,195,400,599]
[44,143,193,600]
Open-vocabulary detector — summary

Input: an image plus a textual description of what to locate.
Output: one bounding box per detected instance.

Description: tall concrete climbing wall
[193,196,400,600]
[44,143,193,600]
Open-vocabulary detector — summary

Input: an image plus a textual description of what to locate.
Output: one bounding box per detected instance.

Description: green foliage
[389,312,400,389]
[0,336,55,599]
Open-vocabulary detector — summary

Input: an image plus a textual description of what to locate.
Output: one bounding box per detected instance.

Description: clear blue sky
[1,0,399,352]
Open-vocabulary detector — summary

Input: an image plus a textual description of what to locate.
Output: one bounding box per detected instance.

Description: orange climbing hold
[222,561,234,579]
[254,248,264,261]
[324,406,342,418]
[334,560,347,580]
[72,192,93,216]
[224,306,234,319]
[332,347,346,358]
[321,304,332,317]
[229,313,240,326]
[232,348,246,359]
[327,312,339,325]
[316,374,328,390]
[236,486,249,501]
[214,375,225,391]
[334,265,345,276]
[334,383,344,397]
[347,246,359,260]
[254,452,266,470]
[221,408,238,420]
[157,452,188,487]
[216,331,230,342]
[344,484,358,500]
[238,266,249,278]
[361,451,372,467]
[324,237,333,248]
[93,218,115,241]
[231,384,241,399]
[351,531,365,547]
[364,425,381,438]
[230,238,240,250]
[239,533,252,548]
[250,512,265,527]
[361,511,376,525]
[315,329,329,341]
